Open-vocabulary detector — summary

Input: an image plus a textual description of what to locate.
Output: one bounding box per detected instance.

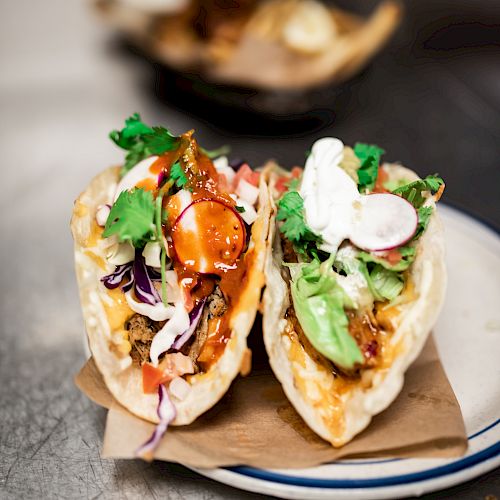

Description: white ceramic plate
[191,205,500,499]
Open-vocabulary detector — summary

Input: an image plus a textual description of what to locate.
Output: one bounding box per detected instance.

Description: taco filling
[89,114,263,397]
[72,114,273,458]
[268,137,445,440]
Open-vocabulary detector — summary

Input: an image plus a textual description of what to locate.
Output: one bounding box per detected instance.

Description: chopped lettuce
[335,246,405,303]
[289,256,363,370]
[358,247,416,272]
[363,264,404,302]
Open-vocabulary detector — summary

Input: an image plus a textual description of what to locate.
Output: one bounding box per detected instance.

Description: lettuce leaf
[363,264,404,302]
[358,246,416,272]
[289,256,363,370]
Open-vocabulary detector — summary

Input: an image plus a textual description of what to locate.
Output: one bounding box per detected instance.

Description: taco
[71,114,271,456]
[263,137,446,446]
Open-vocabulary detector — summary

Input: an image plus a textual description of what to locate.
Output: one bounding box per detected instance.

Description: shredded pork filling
[126,285,228,372]
[281,235,385,377]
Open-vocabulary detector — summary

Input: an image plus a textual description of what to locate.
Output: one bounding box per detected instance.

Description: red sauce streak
[154,136,252,370]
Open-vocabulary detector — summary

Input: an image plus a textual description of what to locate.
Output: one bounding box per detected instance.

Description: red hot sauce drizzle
[160,136,251,370]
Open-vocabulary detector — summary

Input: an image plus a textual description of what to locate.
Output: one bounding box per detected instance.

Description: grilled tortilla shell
[71,166,272,425]
[262,163,447,446]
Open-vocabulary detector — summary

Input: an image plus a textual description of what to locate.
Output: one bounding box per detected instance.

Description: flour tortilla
[262,163,447,446]
[71,166,272,425]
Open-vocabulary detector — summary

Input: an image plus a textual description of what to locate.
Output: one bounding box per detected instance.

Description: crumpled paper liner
[75,335,467,468]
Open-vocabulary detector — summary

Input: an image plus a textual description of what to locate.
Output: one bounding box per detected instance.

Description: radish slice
[350,193,418,251]
[172,199,246,274]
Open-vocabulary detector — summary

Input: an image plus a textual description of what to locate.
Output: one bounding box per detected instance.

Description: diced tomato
[142,353,195,394]
[275,166,302,194]
[142,363,165,394]
[233,164,260,189]
[385,248,403,265]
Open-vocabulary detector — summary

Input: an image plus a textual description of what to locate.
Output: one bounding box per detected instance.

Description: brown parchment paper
[75,335,467,469]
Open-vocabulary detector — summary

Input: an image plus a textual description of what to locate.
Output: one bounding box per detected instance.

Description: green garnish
[358,247,416,272]
[155,193,168,306]
[285,177,300,191]
[353,143,385,192]
[169,162,188,189]
[392,175,444,209]
[414,206,434,240]
[235,205,246,213]
[110,113,180,176]
[289,256,363,370]
[363,264,404,302]
[103,188,156,248]
[277,191,322,256]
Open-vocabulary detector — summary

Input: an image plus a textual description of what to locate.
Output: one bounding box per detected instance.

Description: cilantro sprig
[110,113,180,176]
[169,162,188,189]
[277,191,322,256]
[103,188,156,247]
[392,175,444,209]
[353,143,385,192]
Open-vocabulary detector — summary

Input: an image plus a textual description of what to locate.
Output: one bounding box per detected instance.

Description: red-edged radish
[350,193,418,251]
[172,199,246,274]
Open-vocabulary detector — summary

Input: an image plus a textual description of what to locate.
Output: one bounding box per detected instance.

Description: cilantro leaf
[169,162,188,189]
[277,191,322,255]
[103,188,156,248]
[392,175,444,209]
[142,126,179,155]
[109,114,180,177]
[353,143,385,192]
[285,177,300,191]
[414,205,434,240]
[109,113,153,150]
[235,205,246,213]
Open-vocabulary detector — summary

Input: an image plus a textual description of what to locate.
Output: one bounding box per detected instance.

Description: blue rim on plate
[226,420,500,488]
[225,205,500,489]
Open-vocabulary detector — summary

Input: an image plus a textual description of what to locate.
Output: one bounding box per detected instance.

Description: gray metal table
[0,0,498,498]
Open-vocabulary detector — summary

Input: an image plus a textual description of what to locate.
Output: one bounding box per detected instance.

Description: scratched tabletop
[0,1,499,499]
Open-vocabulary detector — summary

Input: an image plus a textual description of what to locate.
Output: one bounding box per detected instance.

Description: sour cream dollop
[300,138,417,254]
[300,138,362,254]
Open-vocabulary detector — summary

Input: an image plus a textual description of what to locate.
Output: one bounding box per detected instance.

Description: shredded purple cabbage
[133,250,161,305]
[101,251,161,304]
[171,298,206,351]
[157,169,166,188]
[136,384,176,460]
[100,263,132,289]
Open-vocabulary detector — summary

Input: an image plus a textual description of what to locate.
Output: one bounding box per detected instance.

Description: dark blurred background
[112,0,500,229]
